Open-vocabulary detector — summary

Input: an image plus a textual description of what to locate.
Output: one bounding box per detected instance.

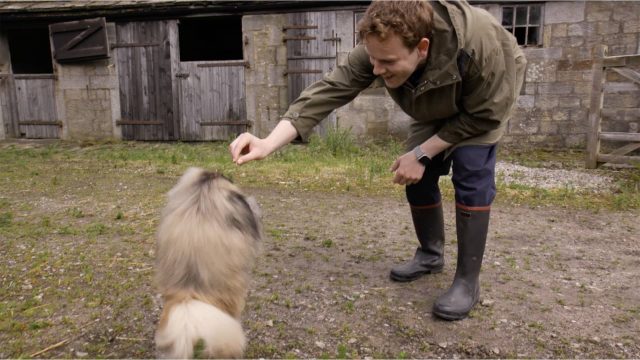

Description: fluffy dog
[154,168,262,358]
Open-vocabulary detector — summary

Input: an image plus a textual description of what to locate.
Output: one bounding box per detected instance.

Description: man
[230,0,526,320]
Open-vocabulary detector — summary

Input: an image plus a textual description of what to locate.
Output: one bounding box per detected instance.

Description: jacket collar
[404,0,463,96]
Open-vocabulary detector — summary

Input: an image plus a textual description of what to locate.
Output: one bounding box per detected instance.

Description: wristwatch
[413,145,432,166]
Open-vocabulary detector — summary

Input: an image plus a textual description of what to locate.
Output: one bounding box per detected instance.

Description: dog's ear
[244,196,262,219]
[227,192,262,241]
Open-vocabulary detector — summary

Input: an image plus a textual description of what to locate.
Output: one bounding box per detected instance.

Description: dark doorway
[179,16,243,61]
[8,27,54,74]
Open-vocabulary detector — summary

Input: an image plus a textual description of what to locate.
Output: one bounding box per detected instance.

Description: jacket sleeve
[436,44,518,145]
[283,45,377,142]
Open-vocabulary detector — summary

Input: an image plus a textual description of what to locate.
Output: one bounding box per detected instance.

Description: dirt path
[243,188,640,358]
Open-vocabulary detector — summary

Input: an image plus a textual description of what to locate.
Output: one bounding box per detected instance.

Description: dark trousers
[406,145,497,208]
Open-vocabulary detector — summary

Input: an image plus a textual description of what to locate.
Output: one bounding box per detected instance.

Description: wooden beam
[599,132,640,142]
[597,154,640,165]
[586,45,607,169]
[116,121,163,126]
[18,121,63,127]
[609,67,640,86]
[603,53,640,67]
[198,121,251,126]
[608,143,640,156]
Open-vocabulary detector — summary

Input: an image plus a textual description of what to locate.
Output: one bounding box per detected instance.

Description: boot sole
[389,266,443,282]
[432,308,469,321]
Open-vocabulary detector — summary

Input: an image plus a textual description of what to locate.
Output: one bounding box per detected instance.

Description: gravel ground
[495,161,614,191]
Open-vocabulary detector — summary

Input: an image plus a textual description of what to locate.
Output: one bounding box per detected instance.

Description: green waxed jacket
[283,0,526,155]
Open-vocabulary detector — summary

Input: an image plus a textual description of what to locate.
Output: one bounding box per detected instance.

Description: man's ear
[417,37,430,60]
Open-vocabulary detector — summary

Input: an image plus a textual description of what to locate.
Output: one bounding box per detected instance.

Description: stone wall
[243,14,289,137]
[504,1,640,148]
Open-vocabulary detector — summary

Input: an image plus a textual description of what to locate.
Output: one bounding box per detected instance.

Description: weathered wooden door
[0,74,60,139]
[114,21,176,140]
[285,11,339,137]
[176,61,248,141]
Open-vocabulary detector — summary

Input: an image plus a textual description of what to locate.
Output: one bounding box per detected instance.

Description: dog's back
[155,168,262,358]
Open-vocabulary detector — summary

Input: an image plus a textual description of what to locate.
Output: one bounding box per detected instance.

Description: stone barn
[0,0,638,152]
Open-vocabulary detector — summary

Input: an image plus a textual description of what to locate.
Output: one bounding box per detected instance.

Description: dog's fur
[154,168,262,358]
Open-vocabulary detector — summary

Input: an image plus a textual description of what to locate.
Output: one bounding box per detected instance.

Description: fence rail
[586,45,640,168]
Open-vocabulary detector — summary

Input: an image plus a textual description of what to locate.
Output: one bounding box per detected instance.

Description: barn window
[179,16,243,61]
[502,4,543,47]
[7,27,54,74]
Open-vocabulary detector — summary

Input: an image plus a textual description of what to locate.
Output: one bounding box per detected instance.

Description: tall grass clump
[308,127,361,158]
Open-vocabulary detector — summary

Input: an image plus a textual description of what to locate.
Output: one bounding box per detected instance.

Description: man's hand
[390,151,426,185]
[229,132,271,165]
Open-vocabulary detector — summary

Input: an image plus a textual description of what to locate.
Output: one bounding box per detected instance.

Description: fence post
[586,45,607,169]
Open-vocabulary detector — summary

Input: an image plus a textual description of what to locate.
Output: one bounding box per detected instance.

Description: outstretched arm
[229,120,298,165]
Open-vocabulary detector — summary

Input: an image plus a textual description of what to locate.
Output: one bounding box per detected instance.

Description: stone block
[545,2,585,24]
[535,95,560,109]
[59,75,90,90]
[552,110,570,121]
[551,24,567,38]
[522,47,562,61]
[525,60,557,82]
[567,23,584,37]
[573,82,591,95]
[539,121,559,134]
[586,3,612,22]
[612,3,640,21]
[517,95,535,108]
[623,20,640,33]
[556,70,589,82]
[537,83,573,95]
[89,75,118,89]
[556,96,582,108]
[524,83,536,95]
[563,134,586,148]
[597,21,621,35]
[64,88,89,100]
[562,47,593,61]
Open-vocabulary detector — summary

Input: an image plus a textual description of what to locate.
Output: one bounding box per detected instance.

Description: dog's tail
[155,298,245,359]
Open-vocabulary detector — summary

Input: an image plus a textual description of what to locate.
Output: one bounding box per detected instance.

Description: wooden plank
[283,36,317,41]
[0,75,19,138]
[111,42,160,48]
[597,153,640,165]
[15,78,59,138]
[603,54,640,67]
[283,25,318,30]
[609,67,640,86]
[586,45,607,169]
[14,74,57,80]
[608,143,640,156]
[599,132,640,142]
[18,121,63,126]
[197,61,249,68]
[198,121,252,126]
[116,120,163,125]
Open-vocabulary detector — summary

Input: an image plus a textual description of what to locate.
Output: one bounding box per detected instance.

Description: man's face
[363,33,429,89]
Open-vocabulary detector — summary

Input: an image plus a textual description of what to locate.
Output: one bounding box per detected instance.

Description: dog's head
[164,167,263,242]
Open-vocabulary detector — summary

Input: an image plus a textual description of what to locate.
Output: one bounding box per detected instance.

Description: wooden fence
[586,45,640,168]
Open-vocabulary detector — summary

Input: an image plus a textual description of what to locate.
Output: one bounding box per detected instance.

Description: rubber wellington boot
[432,206,490,320]
[390,204,445,282]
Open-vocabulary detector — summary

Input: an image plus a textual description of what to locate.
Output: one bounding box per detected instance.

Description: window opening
[179,16,243,61]
[502,4,543,47]
[8,27,54,74]
[353,11,365,46]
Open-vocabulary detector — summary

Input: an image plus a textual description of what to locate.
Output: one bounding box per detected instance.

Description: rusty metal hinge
[283,25,318,31]
[175,73,190,79]
[284,69,323,75]
[283,36,316,42]
[323,37,341,42]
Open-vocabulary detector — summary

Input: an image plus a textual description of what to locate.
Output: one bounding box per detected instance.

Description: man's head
[357,0,434,88]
